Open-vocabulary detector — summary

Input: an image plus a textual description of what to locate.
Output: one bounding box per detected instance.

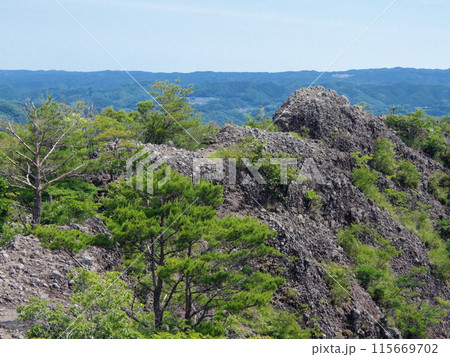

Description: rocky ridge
[0,86,448,338]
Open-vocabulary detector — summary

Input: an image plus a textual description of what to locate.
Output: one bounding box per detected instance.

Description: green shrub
[210,137,263,168]
[351,154,448,281]
[42,198,99,226]
[33,225,94,254]
[0,177,10,234]
[385,110,449,167]
[41,179,100,225]
[437,220,450,242]
[337,223,445,337]
[337,223,400,269]
[18,270,149,339]
[244,107,278,132]
[395,302,446,339]
[351,153,381,198]
[290,126,310,139]
[394,161,421,189]
[384,188,408,207]
[322,263,352,306]
[355,266,386,290]
[224,305,311,339]
[422,135,447,159]
[429,172,450,206]
[385,110,429,148]
[304,190,322,216]
[370,139,397,176]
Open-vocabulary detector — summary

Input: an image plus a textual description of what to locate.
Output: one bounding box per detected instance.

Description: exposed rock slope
[0,220,121,339]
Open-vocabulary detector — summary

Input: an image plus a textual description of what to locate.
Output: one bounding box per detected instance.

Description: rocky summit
[1,87,448,339]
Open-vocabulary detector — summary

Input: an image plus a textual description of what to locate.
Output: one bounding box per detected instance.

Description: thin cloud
[62,0,344,27]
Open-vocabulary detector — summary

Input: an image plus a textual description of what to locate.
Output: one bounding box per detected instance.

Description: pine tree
[102,165,283,330]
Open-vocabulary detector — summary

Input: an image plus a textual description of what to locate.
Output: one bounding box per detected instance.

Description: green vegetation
[18,268,311,339]
[1,76,448,339]
[368,139,421,189]
[428,172,450,206]
[351,152,450,281]
[18,270,151,339]
[18,165,311,338]
[2,69,450,125]
[0,99,26,123]
[394,161,421,189]
[102,165,284,332]
[304,190,322,217]
[224,305,311,339]
[385,110,449,168]
[321,262,352,307]
[41,179,100,225]
[337,223,445,338]
[34,225,95,254]
[243,106,278,131]
[132,80,217,150]
[0,177,10,234]
[85,107,136,180]
[0,98,88,226]
[210,137,298,200]
[370,139,396,176]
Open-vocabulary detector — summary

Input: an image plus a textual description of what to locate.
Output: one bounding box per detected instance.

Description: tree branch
[122,308,152,329]
[5,122,36,155]
[44,150,74,177]
[13,150,36,167]
[9,175,35,189]
[41,163,85,191]
[41,123,77,165]
[162,277,184,310]
[5,156,35,179]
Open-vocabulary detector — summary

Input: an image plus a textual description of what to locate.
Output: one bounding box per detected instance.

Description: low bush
[304,190,322,216]
[0,177,10,234]
[384,188,408,207]
[322,262,352,306]
[243,107,278,132]
[429,172,450,206]
[370,139,397,176]
[394,161,421,189]
[33,225,94,254]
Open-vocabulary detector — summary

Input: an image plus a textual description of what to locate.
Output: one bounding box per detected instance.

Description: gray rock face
[275,87,356,138]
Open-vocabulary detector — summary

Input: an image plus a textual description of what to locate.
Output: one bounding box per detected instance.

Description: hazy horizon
[1,1,449,73]
[1,66,450,74]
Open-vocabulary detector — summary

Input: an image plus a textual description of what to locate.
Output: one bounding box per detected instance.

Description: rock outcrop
[1,86,448,339]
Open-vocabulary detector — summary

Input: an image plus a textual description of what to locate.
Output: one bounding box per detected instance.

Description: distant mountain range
[0,68,449,124]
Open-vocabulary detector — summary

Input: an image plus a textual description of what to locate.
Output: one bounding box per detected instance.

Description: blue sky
[0,0,449,72]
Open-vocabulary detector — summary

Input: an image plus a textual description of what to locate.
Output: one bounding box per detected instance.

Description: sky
[0,0,449,72]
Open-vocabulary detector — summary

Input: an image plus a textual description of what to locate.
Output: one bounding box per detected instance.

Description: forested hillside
[0,68,449,125]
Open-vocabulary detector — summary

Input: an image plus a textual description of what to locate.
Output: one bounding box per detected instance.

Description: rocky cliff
[1,87,448,338]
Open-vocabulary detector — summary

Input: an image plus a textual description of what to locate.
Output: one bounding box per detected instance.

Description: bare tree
[0,98,85,226]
